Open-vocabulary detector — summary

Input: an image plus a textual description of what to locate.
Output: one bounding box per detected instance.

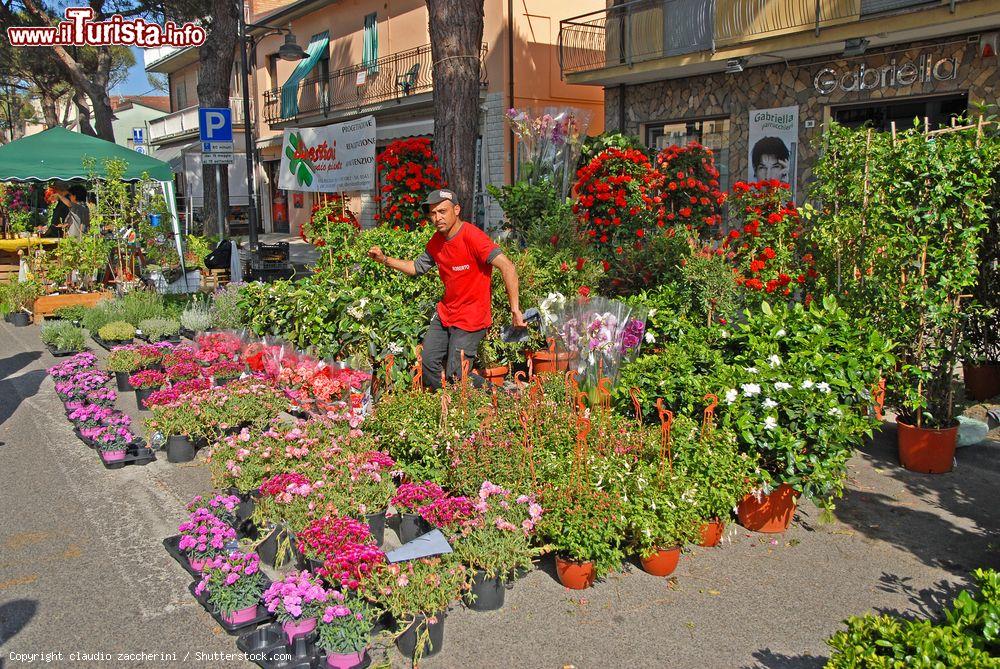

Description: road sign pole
[215,164,225,236]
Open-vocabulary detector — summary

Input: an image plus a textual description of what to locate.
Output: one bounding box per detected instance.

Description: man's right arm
[368,245,432,277]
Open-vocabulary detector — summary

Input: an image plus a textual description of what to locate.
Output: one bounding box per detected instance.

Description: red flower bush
[654,142,726,237]
[391,481,446,513]
[723,180,816,299]
[302,194,359,247]
[374,138,446,231]
[571,147,665,258]
[296,516,384,590]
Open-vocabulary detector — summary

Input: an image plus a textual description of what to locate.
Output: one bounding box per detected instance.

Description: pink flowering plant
[47,352,98,379]
[195,332,244,366]
[418,496,476,530]
[161,345,196,368]
[254,472,328,534]
[128,369,165,390]
[145,377,211,407]
[362,556,466,622]
[340,451,399,515]
[146,400,205,439]
[83,387,117,407]
[91,425,138,453]
[68,403,115,429]
[178,508,238,561]
[296,516,385,591]
[194,551,266,615]
[449,481,543,581]
[186,493,242,525]
[55,369,111,401]
[165,361,203,383]
[262,570,330,623]
[208,360,243,381]
[316,596,376,656]
[391,481,446,514]
[105,345,143,374]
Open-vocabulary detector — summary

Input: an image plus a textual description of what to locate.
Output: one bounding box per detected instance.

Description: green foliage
[537,483,627,578]
[578,132,646,168]
[47,230,113,287]
[210,284,245,330]
[98,320,135,342]
[315,599,376,655]
[826,569,1000,668]
[39,320,88,352]
[0,280,41,315]
[671,417,757,522]
[119,291,167,326]
[487,179,559,245]
[53,305,88,322]
[138,317,180,341]
[719,297,894,506]
[809,121,1000,427]
[106,346,143,373]
[180,302,212,332]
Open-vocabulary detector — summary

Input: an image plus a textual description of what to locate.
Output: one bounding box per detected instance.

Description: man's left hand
[512,308,527,328]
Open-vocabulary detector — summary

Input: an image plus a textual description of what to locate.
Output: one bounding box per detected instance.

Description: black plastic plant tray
[45,342,87,357]
[92,334,133,351]
[236,623,372,669]
[97,445,156,470]
[188,581,273,635]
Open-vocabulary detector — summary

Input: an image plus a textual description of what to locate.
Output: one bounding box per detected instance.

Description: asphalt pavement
[1,322,998,669]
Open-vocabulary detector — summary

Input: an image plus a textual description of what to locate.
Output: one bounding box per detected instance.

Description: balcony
[148,98,246,144]
[559,0,965,80]
[264,43,489,126]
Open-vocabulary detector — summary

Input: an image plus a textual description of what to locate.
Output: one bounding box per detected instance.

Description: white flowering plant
[718,298,893,507]
[622,462,702,559]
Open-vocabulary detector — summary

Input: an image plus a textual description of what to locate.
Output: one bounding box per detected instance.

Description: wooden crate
[200,269,230,291]
[34,291,113,318]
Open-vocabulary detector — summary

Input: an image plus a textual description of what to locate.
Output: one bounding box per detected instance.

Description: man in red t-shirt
[368,189,525,390]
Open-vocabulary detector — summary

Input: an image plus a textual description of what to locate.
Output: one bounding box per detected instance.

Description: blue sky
[113,47,161,96]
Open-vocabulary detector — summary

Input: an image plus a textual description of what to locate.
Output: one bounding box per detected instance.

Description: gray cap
[421,189,457,209]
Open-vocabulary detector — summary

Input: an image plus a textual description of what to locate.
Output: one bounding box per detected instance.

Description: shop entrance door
[832,93,968,131]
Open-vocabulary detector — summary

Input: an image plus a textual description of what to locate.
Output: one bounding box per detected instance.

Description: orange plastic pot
[897,418,958,474]
[640,547,680,577]
[555,555,595,589]
[737,484,798,533]
[481,366,509,387]
[963,364,1000,401]
[698,519,724,547]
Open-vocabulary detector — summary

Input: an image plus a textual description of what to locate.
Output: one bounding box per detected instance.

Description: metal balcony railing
[559,0,868,76]
[264,43,489,125]
[148,98,245,143]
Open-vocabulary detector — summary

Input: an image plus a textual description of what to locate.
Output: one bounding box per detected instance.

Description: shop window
[832,93,968,132]
[645,117,730,191]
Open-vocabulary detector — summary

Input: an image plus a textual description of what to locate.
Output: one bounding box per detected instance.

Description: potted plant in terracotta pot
[263,570,333,643]
[450,481,543,611]
[537,482,626,589]
[624,462,701,577]
[363,556,466,661]
[720,298,890,529]
[194,551,266,625]
[106,345,142,391]
[315,595,377,669]
[671,417,757,547]
[961,310,1000,402]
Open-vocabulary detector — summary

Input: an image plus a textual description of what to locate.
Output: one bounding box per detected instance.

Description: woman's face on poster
[754,154,789,182]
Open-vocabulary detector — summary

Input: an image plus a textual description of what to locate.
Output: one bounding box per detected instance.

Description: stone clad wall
[608,34,996,197]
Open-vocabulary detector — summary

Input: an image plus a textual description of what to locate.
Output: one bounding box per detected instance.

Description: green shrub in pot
[40,321,88,352]
[536,482,627,579]
[106,345,143,373]
[622,463,702,559]
[180,302,212,332]
[97,320,135,342]
[138,317,181,341]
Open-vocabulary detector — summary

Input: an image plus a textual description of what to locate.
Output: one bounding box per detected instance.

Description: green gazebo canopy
[0,126,173,182]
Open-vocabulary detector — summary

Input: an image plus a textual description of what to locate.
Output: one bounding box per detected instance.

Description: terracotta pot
[640,546,680,577]
[698,519,725,547]
[554,555,595,589]
[530,349,572,374]
[482,365,509,387]
[897,418,958,474]
[737,484,798,533]
[963,363,1000,402]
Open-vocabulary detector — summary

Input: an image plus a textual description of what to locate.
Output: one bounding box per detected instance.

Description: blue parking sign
[198,108,233,143]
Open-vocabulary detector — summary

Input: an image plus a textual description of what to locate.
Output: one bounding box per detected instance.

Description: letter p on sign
[198,107,233,143]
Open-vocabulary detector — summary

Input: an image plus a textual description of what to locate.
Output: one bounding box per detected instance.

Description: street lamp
[237,5,305,251]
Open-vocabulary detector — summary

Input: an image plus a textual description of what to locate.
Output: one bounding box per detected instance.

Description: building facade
[560,0,1000,199]
[248,0,606,235]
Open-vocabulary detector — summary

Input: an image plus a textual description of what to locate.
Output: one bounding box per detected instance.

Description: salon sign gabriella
[814,53,959,95]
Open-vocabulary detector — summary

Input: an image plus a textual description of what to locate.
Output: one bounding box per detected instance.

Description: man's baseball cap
[421,189,457,209]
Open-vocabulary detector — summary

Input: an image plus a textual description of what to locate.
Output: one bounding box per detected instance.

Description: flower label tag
[385,529,453,563]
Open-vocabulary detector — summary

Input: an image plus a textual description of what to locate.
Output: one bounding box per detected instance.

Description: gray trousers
[422,314,488,391]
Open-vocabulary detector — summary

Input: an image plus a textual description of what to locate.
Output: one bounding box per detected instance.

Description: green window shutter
[362,13,378,75]
[280,31,330,119]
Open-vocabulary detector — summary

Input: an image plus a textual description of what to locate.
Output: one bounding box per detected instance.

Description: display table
[0,237,58,252]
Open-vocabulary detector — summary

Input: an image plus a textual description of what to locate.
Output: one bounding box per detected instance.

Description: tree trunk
[197,0,240,237]
[426,0,484,224]
[40,91,60,128]
[73,89,96,137]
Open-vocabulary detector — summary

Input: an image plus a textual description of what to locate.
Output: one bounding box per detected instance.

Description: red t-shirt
[424,222,499,331]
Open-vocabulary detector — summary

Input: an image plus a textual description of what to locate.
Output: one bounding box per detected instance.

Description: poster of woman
[747,105,799,198]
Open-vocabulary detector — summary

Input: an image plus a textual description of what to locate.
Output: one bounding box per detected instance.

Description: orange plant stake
[629,387,642,423]
[513,370,527,392]
[383,354,395,395]
[439,391,451,432]
[410,345,424,391]
[655,398,674,478]
[573,415,591,488]
[701,393,719,441]
[575,391,589,416]
[597,376,612,414]
[520,410,537,487]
